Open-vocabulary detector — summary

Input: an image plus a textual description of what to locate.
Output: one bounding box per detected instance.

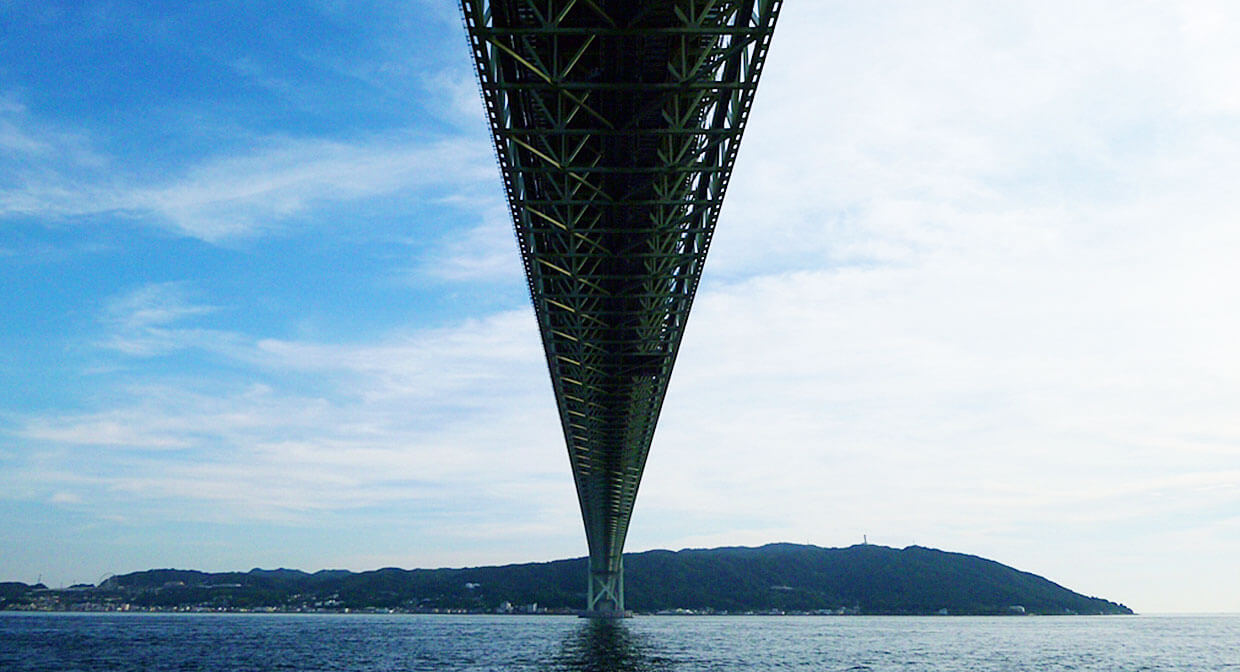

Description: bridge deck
[461,0,781,614]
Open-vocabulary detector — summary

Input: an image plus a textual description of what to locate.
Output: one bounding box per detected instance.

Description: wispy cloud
[0,117,50,155]
[124,136,495,240]
[9,287,565,526]
[412,199,523,283]
[49,492,82,505]
[0,98,102,164]
[104,283,216,331]
[99,283,237,357]
[250,309,544,404]
[0,99,495,241]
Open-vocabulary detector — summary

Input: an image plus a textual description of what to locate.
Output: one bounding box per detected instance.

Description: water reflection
[550,619,671,672]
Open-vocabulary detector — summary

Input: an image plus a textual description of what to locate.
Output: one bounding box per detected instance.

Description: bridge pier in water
[584,558,627,618]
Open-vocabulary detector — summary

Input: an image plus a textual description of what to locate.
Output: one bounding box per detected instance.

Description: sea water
[1,612,1236,671]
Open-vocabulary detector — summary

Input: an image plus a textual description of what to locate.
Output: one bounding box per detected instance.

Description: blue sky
[3,1,1238,612]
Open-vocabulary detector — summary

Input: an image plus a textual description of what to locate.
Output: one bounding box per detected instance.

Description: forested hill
[2,544,1132,615]
[622,544,1130,614]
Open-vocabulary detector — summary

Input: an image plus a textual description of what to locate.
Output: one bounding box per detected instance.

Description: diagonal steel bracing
[461,0,780,615]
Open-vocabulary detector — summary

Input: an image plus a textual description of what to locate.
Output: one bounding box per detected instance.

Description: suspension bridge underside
[462,0,781,616]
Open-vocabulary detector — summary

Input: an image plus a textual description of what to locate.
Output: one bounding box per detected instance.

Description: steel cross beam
[461,0,780,616]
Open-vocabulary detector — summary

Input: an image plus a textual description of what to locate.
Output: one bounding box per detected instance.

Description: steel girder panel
[461,0,780,612]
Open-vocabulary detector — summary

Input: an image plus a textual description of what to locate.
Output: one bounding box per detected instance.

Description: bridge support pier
[582,557,630,618]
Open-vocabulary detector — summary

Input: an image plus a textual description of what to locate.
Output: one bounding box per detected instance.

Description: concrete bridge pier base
[581,558,631,618]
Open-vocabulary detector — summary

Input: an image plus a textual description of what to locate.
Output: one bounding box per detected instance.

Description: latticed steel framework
[461,0,780,614]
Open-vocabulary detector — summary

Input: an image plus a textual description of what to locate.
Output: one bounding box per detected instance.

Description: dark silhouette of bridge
[462,0,781,616]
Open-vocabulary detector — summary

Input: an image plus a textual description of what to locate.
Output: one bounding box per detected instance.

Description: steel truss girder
[461,0,781,614]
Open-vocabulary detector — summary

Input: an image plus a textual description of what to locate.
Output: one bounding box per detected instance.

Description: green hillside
[1,544,1131,615]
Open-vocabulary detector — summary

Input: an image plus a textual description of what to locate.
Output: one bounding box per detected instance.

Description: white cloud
[712,0,1240,277]
[624,0,1240,611]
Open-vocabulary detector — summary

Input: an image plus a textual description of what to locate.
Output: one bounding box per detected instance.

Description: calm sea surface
[1,612,1236,671]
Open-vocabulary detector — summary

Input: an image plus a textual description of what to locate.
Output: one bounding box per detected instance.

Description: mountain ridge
[1,543,1132,615]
